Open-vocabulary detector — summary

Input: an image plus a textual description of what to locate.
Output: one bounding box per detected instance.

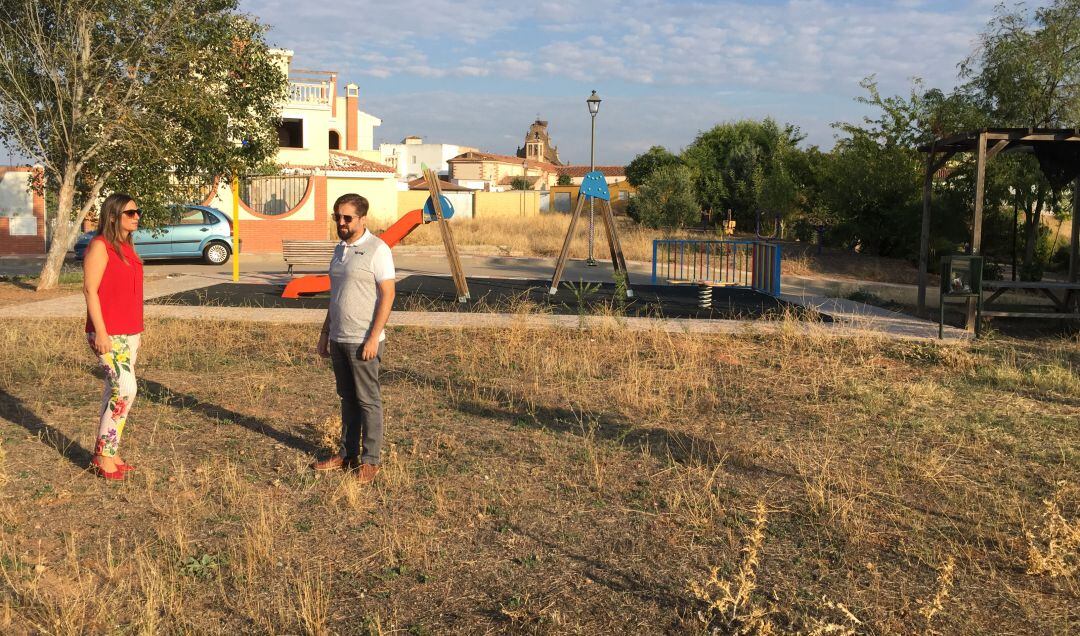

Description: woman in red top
[83,193,144,481]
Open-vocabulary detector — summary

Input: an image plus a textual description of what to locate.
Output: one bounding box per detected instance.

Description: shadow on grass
[138,378,320,455]
[0,388,94,469]
[383,367,731,469]
[2,277,36,291]
[507,522,698,625]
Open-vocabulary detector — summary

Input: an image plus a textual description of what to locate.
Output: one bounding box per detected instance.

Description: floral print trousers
[87,333,140,458]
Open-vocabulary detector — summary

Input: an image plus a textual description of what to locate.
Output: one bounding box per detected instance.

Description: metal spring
[698,284,712,309]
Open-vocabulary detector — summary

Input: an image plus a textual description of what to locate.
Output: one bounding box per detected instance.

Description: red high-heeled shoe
[116,461,135,473]
[91,455,125,481]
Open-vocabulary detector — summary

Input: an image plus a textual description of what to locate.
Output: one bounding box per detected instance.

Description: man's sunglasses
[333,214,357,224]
[122,209,141,218]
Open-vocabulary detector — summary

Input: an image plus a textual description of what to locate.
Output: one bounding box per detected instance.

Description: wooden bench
[982,280,1080,318]
[282,239,338,275]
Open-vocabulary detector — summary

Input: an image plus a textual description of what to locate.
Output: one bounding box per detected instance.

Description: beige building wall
[474,191,540,218]
[277,104,332,168]
[325,174,399,228]
[357,112,380,152]
[397,191,430,215]
[451,161,485,181]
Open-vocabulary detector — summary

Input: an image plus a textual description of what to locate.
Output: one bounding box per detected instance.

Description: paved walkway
[0,267,971,342]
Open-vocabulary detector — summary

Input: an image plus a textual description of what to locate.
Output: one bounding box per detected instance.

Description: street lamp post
[586,90,601,266]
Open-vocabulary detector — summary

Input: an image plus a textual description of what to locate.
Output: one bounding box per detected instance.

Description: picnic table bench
[981,280,1080,318]
[282,239,338,275]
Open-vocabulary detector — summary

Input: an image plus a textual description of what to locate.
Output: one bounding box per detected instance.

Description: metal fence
[239,175,310,215]
[651,239,782,297]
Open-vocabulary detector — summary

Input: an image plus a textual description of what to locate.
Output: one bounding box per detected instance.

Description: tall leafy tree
[960,0,1080,276]
[632,164,698,229]
[961,0,1080,127]
[0,0,287,289]
[680,119,803,228]
[625,145,682,187]
[824,76,999,258]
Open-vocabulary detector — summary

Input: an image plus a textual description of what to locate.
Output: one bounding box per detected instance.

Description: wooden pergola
[917,128,1080,324]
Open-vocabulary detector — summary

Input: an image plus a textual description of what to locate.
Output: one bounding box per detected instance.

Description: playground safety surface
[148,275,832,321]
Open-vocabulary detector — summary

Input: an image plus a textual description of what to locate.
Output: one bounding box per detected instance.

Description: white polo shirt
[327,229,395,344]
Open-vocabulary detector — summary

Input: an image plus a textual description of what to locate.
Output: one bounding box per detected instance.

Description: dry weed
[918,556,956,635]
[1026,482,1080,581]
[690,499,774,634]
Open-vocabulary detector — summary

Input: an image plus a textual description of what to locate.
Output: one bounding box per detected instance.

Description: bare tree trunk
[1021,192,1045,279]
[35,168,87,290]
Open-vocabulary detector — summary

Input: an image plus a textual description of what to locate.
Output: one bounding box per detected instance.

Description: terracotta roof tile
[448,151,560,172]
[555,165,626,177]
[407,177,476,191]
[329,151,395,173]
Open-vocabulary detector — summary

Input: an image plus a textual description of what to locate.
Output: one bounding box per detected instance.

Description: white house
[380,136,478,181]
[198,50,400,253]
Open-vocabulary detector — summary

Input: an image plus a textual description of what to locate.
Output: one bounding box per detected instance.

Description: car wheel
[203,242,230,265]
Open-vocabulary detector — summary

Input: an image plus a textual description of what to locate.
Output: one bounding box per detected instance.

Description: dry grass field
[0,317,1076,634]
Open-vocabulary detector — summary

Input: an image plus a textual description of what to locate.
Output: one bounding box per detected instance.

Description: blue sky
[0,0,1031,167]
[239,0,1017,165]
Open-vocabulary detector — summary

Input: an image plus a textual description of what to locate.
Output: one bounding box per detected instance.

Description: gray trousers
[329,340,384,465]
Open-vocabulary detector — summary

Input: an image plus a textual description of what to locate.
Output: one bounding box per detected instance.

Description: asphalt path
[1,250,656,285]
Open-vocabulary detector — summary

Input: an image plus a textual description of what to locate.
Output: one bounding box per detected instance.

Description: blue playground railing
[651,239,782,297]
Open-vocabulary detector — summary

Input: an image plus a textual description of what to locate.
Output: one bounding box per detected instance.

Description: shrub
[633,165,698,229]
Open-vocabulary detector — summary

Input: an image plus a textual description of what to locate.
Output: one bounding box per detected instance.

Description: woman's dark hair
[96,193,141,264]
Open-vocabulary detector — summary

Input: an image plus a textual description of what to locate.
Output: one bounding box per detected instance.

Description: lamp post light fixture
[585,90,601,266]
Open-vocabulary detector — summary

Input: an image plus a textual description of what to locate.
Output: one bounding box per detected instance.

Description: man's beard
[337,225,358,241]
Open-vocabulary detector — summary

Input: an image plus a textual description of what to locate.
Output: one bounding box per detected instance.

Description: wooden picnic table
[981,280,1080,318]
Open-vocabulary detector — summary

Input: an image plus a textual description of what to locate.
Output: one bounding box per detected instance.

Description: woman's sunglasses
[333,214,356,224]
[122,209,141,218]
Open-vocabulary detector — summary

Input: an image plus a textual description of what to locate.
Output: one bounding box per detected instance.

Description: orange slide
[280,209,424,299]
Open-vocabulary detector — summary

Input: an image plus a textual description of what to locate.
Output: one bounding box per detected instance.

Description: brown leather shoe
[356,463,380,485]
[312,455,345,471]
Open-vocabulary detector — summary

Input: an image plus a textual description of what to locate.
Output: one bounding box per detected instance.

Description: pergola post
[917,149,935,315]
[967,131,988,330]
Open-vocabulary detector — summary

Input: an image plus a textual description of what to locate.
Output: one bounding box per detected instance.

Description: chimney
[346,83,359,151]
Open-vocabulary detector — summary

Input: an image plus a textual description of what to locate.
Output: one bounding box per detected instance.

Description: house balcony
[287,69,336,108]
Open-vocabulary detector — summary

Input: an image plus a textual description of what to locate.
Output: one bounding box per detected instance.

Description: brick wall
[236,175,329,253]
[0,167,46,256]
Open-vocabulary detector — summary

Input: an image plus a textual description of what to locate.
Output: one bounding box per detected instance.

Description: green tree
[0,0,287,289]
[822,135,923,256]
[625,145,682,187]
[556,173,572,186]
[825,78,988,258]
[510,177,531,190]
[632,164,698,229]
[961,0,1080,127]
[959,0,1080,276]
[680,119,803,229]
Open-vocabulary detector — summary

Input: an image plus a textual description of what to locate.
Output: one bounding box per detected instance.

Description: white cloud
[239,0,1032,160]
[245,0,997,93]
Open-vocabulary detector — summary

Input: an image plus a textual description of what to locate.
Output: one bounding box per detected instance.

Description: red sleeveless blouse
[85,235,144,335]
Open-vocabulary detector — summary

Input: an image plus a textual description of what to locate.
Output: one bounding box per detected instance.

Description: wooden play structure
[281,166,469,301]
[549,170,632,297]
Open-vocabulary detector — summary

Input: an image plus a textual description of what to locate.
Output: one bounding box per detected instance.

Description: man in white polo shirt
[314,193,396,484]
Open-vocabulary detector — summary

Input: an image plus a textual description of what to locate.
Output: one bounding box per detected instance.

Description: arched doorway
[329,130,340,150]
